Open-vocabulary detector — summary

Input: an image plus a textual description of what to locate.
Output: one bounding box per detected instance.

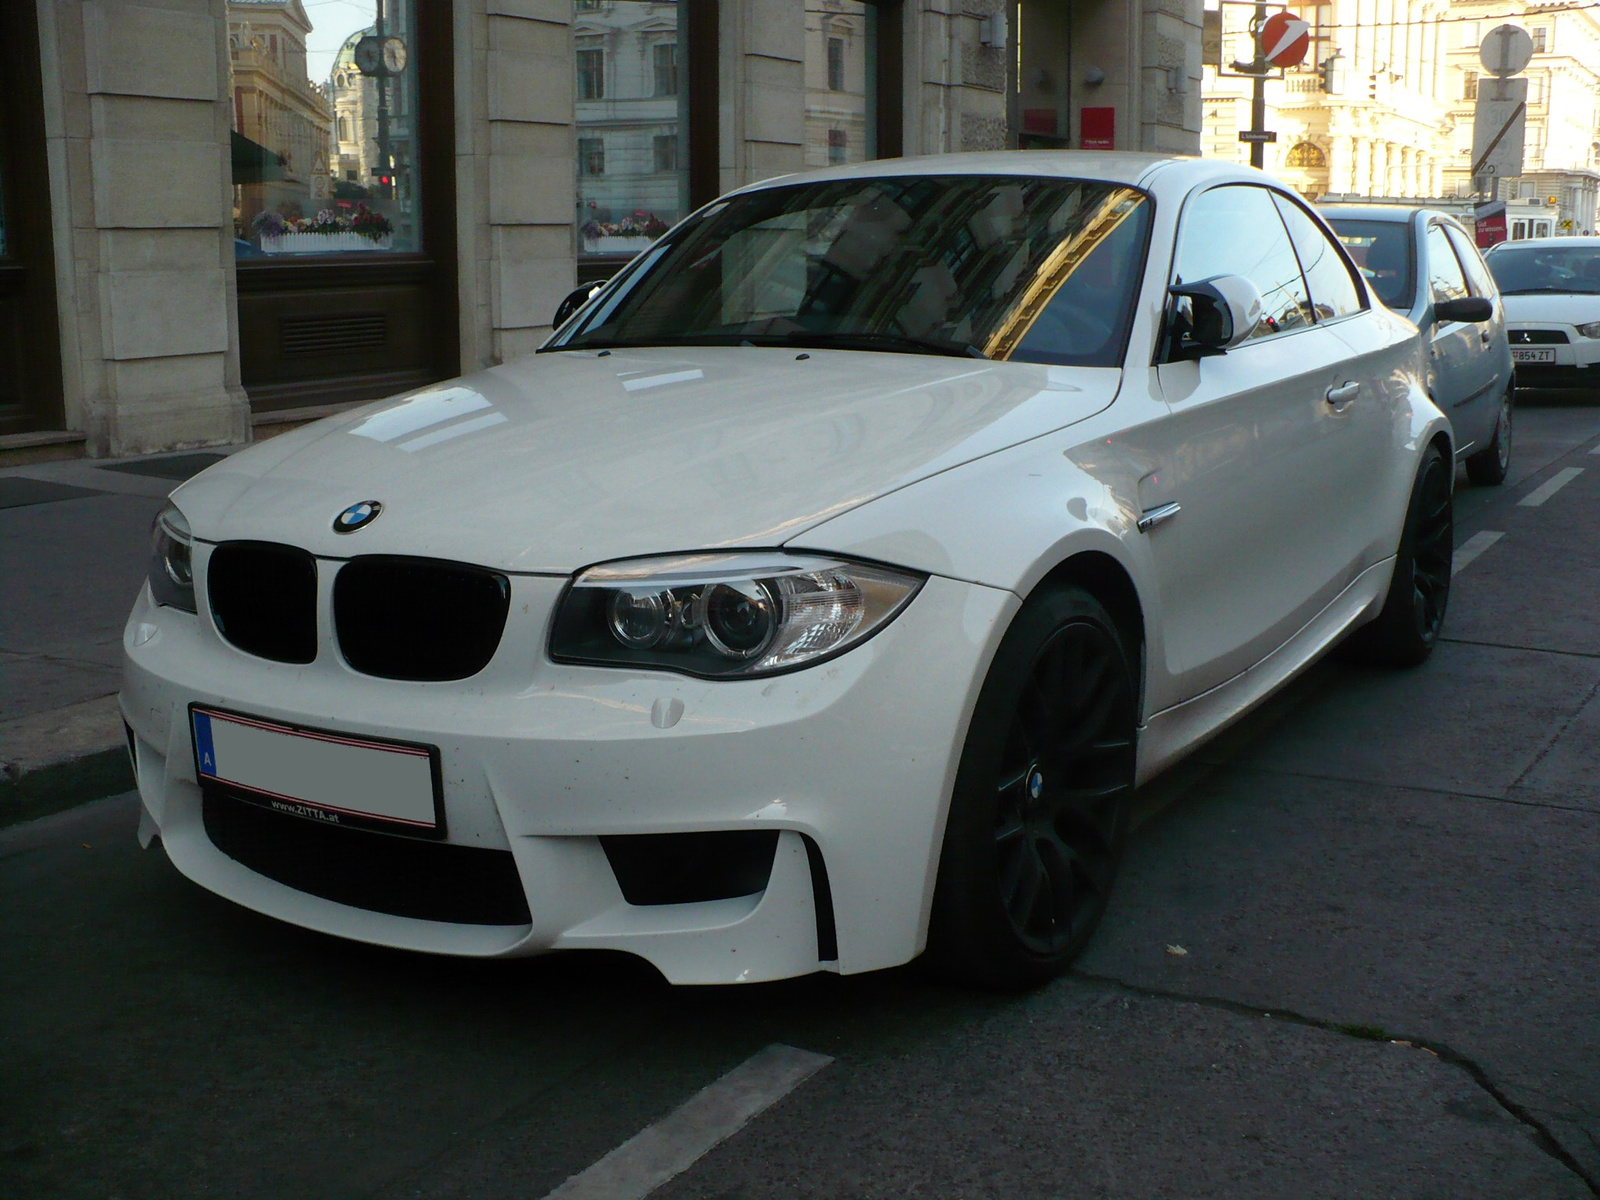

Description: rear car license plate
[191,706,443,837]
[1512,347,1556,363]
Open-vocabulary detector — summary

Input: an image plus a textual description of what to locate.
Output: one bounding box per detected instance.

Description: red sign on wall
[1081,107,1115,151]
[1475,201,1508,248]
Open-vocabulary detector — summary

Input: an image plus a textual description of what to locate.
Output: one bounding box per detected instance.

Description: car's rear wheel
[927,586,1137,988]
[1464,386,1513,486]
[1340,442,1453,667]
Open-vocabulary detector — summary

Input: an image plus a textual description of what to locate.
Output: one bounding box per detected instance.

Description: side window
[1425,224,1470,305]
[1271,194,1364,320]
[1443,223,1497,299]
[1173,185,1313,342]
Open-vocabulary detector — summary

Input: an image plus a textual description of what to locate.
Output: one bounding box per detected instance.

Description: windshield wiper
[1502,285,1600,295]
[772,331,989,359]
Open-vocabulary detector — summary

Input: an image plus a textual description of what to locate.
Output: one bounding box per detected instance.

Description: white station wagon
[124,153,1454,987]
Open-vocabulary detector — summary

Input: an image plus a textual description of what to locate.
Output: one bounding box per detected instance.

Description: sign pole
[1249,2,1267,168]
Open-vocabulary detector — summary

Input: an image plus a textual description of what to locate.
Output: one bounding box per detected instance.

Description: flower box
[260,232,392,254]
[584,235,655,254]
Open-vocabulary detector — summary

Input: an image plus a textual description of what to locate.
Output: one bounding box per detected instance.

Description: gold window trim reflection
[982,188,1147,361]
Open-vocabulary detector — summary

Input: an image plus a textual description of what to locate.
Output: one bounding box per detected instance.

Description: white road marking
[1452,531,1504,576]
[542,1044,833,1200]
[1518,466,1585,507]
[1590,442,1600,455]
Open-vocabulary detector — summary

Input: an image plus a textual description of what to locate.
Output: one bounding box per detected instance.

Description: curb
[1,695,134,829]
[0,748,134,828]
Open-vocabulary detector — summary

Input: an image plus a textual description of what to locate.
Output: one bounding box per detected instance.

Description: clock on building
[353,34,407,77]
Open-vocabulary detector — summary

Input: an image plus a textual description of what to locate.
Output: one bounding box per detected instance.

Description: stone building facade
[3,0,1202,460]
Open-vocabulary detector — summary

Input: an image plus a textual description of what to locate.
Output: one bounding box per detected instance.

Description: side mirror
[1165,274,1264,360]
[1432,296,1494,324]
[554,280,607,329]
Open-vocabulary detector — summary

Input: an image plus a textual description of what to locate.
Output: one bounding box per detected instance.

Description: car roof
[1488,235,1600,249]
[728,151,1282,196]
[1317,204,1463,226]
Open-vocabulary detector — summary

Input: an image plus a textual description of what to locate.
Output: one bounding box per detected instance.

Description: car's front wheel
[1341,441,1453,667]
[1464,385,1513,486]
[927,586,1138,987]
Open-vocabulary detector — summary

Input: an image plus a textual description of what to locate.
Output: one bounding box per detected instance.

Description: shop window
[231,1,459,414]
[577,47,605,100]
[807,4,876,167]
[653,42,678,96]
[576,2,690,264]
[231,0,421,257]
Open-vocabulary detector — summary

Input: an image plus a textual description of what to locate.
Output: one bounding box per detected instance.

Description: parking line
[1518,467,1585,507]
[1453,531,1504,575]
[542,1044,833,1200]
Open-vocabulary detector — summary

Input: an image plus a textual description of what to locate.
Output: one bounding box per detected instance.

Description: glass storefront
[574,1,691,262]
[229,0,419,258]
[804,2,877,168]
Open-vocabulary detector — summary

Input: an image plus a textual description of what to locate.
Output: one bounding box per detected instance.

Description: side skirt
[1134,557,1395,786]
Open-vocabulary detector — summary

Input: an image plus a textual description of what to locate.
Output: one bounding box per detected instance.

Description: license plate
[191,707,442,837]
[1512,347,1556,363]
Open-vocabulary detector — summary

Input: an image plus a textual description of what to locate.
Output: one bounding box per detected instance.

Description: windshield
[1486,245,1600,295]
[546,175,1152,367]
[1326,218,1416,311]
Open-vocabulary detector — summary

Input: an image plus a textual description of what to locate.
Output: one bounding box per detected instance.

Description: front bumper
[1507,323,1600,387]
[121,560,1017,984]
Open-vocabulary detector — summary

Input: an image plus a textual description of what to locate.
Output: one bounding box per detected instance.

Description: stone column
[1330,134,1354,196]
[39,0,248,455]
[1352,136,1371,195]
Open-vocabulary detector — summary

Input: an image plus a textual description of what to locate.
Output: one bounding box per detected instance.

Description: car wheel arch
[1024,550,1148,719]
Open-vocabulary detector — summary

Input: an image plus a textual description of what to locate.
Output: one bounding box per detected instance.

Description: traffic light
[1319,51,1343,94]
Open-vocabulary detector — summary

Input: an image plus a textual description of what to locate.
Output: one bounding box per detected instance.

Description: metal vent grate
[280,313,387,356]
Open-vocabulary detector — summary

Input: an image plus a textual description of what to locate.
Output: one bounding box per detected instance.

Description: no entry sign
[1259,11,1311,69]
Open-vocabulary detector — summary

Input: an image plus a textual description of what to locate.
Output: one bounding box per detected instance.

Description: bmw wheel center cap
[334,500,383,533]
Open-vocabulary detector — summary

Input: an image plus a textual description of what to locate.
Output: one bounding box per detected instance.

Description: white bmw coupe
[123,153,1453,986]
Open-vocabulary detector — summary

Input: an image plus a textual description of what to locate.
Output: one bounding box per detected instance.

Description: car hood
[174,347,1120,573]
[1500,292,1600,324]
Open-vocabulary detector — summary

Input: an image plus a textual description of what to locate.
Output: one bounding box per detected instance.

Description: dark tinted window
[1272,195,1363,320]
[551,176,1151,367]
[1174,185,1312,342]
[1327,217,1416,310]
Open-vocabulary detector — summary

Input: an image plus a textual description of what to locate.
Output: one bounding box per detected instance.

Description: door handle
[1137,502,1182,533]
[1325,381,1361,409]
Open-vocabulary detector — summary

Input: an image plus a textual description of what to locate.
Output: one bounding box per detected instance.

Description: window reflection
[229,0,419,258]
[805,2,876,168]
[575,1,690,260]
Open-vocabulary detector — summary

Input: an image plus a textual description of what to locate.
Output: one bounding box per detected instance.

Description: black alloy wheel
[1464,387,1513,486]
[1340,442,1453,667]
[928,586,1138,987]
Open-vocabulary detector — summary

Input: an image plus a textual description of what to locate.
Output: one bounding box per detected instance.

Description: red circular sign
[1260,11,1311,69]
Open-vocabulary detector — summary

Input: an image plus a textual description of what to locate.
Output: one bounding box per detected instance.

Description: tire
[1464,386,1513,486]
[1340,441,1453,667]
[927,586,1138,988]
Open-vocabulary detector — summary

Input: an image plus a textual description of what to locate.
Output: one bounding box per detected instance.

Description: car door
[1442,220,1512,451]
[1422,221,1496,454]
[1138,183,1388,701]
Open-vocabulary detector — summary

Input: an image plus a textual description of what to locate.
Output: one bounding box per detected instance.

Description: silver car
[1321,205,1514,486]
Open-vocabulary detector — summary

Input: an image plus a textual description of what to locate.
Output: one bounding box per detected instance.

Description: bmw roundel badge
[333,500,383,533]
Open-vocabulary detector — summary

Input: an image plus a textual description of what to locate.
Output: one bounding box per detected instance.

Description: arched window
[1286,141,1327,169]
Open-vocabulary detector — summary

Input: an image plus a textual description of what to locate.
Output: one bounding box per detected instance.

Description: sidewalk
[0,449,238,824]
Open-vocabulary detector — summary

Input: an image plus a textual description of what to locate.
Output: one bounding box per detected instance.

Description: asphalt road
[5,406,1600,1200]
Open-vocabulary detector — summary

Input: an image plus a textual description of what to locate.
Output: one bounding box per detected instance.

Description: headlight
[148,503,196,612]
[1577,321,1600,338]
[550,553,925,678]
